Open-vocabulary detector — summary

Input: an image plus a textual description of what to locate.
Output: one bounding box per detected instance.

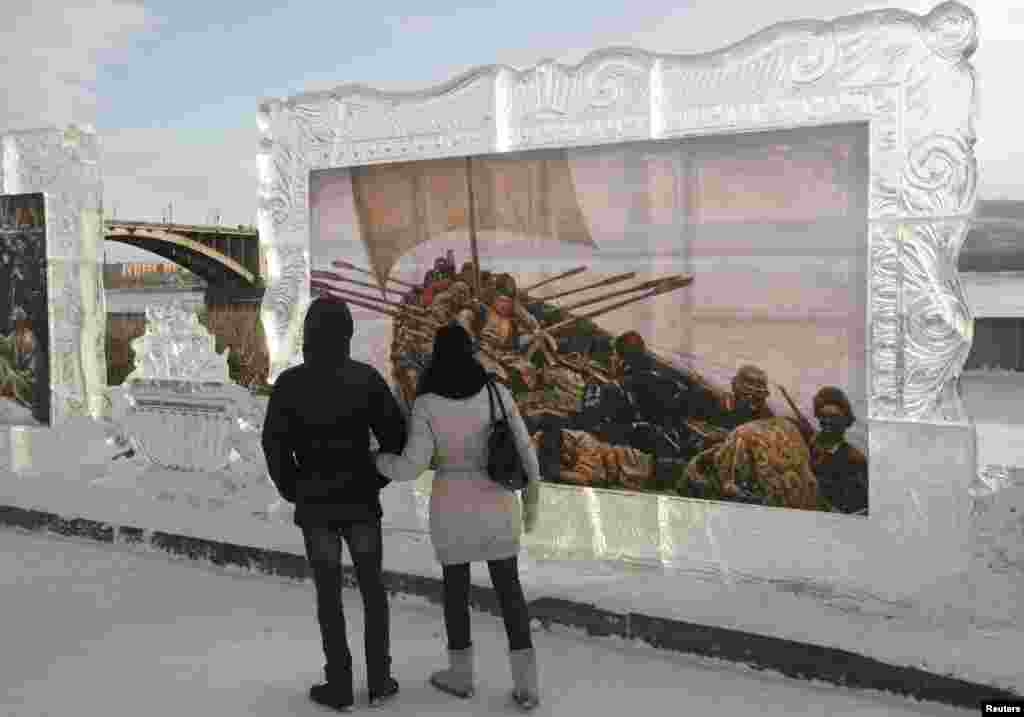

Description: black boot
[310,661,354,712]
[367,650,399,707]
[309,683,354,712]
[368,676,400,707]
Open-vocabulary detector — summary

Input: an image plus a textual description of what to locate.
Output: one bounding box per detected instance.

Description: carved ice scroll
[1,125,107,425]
[257,1,978,422]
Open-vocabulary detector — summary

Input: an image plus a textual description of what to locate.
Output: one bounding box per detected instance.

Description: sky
[1,0,1019,263]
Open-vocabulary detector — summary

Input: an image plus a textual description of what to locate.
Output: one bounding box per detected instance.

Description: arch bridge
[105,220,262,287]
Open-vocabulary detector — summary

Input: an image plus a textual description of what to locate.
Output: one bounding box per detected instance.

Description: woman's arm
[375,398,436,483]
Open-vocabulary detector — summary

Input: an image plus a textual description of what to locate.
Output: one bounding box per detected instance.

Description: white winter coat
[376,383,541,565]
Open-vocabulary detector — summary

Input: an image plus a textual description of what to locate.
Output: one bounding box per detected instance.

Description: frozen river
[105,288,206,315]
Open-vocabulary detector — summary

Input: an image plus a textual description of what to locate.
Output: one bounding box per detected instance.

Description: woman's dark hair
[416,323,489,400]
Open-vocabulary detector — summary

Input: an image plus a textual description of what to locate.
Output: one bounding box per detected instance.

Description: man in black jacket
[262,297,408,711]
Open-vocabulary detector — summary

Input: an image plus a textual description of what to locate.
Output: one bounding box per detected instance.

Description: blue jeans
[301,520,391,687]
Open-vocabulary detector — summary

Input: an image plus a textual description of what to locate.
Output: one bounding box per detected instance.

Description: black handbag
[485,380,529,491]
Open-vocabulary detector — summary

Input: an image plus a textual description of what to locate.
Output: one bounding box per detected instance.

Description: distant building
[120,262,179,278]
[103,261,202,288]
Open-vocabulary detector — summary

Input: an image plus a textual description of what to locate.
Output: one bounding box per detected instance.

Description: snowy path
[2,529,968,717]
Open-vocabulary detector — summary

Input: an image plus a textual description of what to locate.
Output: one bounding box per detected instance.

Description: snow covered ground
[1,528,971,717]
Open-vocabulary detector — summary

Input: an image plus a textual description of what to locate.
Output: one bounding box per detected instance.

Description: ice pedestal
[122,379,247,472]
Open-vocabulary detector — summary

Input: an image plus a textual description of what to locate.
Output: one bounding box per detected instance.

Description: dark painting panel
[0,193,50,426]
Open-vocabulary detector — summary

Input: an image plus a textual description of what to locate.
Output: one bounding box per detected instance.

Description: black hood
[303,297,354,369]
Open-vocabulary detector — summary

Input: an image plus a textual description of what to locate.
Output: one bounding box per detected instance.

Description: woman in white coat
[375,323,542,711]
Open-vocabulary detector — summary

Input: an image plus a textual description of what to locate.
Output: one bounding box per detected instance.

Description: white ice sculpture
[125,302,231,383]
[121,301,249,471]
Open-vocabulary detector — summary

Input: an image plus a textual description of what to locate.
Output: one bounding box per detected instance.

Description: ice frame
[256,3,981,592]
[1,126,106,426]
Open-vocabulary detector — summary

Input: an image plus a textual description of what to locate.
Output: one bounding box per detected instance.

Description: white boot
[509,647,540,711]
[429,645,475,699]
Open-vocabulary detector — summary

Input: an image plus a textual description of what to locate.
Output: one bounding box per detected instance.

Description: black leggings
[301,520,391,685]
[441,557,533,652]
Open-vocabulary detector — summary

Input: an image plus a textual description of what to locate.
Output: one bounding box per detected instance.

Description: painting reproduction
[309,124,869,515]
[0,193,50,426]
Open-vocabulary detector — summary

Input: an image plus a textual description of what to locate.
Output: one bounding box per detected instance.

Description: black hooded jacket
[261,299,408,525]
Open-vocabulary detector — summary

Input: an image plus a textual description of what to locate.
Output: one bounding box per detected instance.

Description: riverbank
[105,287,205,315]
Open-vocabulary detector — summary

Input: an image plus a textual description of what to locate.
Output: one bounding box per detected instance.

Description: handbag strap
[486,380,497,423]
[485,379,509,424]
[485,379,529,485]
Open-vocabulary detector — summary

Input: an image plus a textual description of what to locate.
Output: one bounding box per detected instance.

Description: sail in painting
[349,151,599,292]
